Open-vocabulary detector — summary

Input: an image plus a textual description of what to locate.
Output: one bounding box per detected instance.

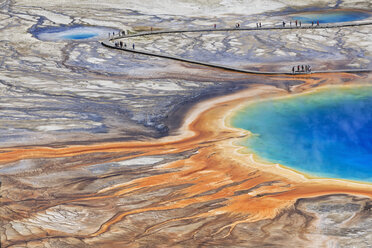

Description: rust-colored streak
[1,73,372,247]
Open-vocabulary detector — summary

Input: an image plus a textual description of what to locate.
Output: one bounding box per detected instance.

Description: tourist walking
[292,66,295,74]
[299,21,301,27]
[256,23,259,28]
[317,20,319,26]
[259,22,262,28]
[282,21,285,27]
[132,43,135,49]
[295,20,297,27]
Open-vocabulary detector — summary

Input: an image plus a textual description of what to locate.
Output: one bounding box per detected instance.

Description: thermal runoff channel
[232,86,372,182]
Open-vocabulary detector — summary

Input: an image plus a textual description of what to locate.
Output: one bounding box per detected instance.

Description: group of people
[312,20,320,26]
[114,41,135,50]
[230,20,321,29]
[227,22,264,29]
[109,30,127,38]
[282,20,302,27]
[292,65,311,74]
[282,20,321,28]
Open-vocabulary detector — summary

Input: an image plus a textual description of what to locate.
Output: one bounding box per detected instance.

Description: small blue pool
[292,10,370,24]
[33,25,116,41]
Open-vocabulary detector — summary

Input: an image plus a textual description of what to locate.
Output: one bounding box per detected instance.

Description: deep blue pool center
[63,33,98,40]
[292,10,370,23]
[232,86,372,183]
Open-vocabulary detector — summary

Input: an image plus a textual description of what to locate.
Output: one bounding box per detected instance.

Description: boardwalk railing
[109,20,372,40]
[102,20,372,75]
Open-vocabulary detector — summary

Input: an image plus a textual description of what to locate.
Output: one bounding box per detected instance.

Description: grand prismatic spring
[0,1,372,247]
[232,86,372,182]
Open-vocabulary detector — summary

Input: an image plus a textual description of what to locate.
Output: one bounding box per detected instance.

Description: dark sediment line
[102,41,372,75]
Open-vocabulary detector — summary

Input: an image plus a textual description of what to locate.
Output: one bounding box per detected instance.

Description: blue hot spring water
[231,86,372,182]
[62,33,98,40]
[33,25,114,41]
[292,10,370,24]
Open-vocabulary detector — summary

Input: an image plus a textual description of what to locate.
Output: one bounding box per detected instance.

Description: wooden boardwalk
[102,21,372,75]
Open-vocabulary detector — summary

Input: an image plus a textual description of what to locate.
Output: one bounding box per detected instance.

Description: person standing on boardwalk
[290,21,292,27]
[317,20,319,26]
[311,21,314,26]
[295,20,297,27]
[256,23,259,28]
[282,21,285,27]
[259,22,262,28]
[292,66,295,74]
[133,43,135,50]
[299,21,301,27]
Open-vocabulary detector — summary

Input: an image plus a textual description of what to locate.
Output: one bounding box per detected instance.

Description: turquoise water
[231,86,372,182]
[62,33,98,40]
[292,10,370,23]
